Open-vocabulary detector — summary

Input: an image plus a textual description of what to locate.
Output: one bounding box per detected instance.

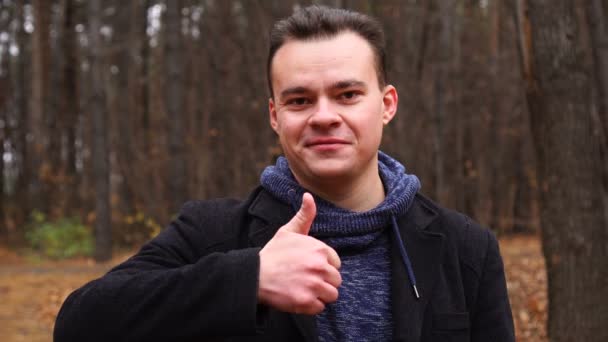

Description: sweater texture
[260,151,421,341]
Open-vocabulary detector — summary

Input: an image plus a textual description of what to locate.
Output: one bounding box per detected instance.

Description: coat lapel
[391,195,445,342]
[247,190,318,342]
[246,189,291,246]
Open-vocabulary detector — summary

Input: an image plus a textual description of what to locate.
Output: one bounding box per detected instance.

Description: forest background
[0,1,606,342]
[0,0,543,252]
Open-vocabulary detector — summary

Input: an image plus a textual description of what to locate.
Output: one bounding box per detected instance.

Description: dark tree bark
[60,0,79,215]
[0,4,11,237]
[31,0,51,213]
[47,2,63,217]
[204,1,236,197]
[586,0,608,220]
[110,0,137,223]
[88,0,112,262]
[0,121,4,238]
[119,0,155,222]
[13,1,30,233]
[139,0,156,221]
[433,0,458,207]
[0,45,6,237]
[480,0,500,231]
[165,0,187,212]
[587,0,608,132]
[519,0,608,340]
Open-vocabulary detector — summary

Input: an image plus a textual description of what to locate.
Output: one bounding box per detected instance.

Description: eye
[290,98,308,105]
[285,97,311,107]
[339,91,360,101]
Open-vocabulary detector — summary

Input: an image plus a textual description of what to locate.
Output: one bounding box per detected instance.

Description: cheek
[354,109,385,133]
[352,110,385,145]
[279,117,306,138]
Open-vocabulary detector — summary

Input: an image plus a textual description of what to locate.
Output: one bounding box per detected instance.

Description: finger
[316,281,339,304]
[296,298,326,315]
[321,264,342,288]
[326,246,341,269]
[283,193,316,235]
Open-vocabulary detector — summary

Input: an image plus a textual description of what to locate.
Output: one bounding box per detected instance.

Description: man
[55,5,514,342]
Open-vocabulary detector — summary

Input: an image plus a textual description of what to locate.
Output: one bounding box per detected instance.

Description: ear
[269,97,279,133]
[381,85,398,125]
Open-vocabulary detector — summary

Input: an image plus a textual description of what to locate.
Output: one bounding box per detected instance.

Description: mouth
[304,137,350,152]
[305,137,350,147]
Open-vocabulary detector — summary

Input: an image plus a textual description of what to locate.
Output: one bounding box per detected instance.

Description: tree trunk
[587,0,608,132]
[61,0,79,216]
[0,4,11,238]
[586,0,608,222]
[88,0,112,262]
[140,0,157,222]
[165,0,187,212]
[520,1,608,340]
[111,0,138,221]
[485,0,500,231]
[124,0,156,220]
[433,0,456,205]
[13,1,30,236]
[433,0,459,208]
[31,0,51,213]
[47,3,62,218]
[0,60,5,237]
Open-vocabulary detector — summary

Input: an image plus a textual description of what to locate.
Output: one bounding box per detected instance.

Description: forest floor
[0,235,547,342]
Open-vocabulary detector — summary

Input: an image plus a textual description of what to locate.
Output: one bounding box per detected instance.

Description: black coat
[54,187,514,342]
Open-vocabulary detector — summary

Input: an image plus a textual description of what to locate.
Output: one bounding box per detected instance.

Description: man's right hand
[258,193,342,315]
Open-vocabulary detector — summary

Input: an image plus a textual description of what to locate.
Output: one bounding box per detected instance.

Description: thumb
[283,193,316,235]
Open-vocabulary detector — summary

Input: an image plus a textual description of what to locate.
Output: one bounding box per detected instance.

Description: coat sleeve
[470,229,515,342]
[54,200,263,341]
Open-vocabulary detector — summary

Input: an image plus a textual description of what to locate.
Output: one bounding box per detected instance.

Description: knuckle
[307,278,324,292]
[323,265,341,285]
[292,292,313,307]
[303,257,325,272]
[307,262,325,273]
[327,288,339,302]
[298,301,324,315]
[312,302,325,314]
[274,229,289,239]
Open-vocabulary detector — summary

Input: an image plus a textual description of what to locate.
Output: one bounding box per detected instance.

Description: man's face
[269,31,397,189]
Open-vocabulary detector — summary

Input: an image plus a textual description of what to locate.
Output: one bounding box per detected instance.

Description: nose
[308,97,342,129]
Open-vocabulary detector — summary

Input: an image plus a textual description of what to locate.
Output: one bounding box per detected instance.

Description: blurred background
[0,0,606,342]
[0,0,540,250]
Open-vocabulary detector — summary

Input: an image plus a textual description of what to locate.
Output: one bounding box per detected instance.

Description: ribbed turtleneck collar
[260,151,421,238]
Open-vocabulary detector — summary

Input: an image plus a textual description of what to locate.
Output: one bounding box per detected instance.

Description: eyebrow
[279,79,366,100]
[330,79,366,89]
[279,86,309,100]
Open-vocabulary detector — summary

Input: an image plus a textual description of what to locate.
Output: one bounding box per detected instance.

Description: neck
[296,162,385,212]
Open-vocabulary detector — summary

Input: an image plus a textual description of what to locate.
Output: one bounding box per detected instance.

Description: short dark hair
[267,5,387,97]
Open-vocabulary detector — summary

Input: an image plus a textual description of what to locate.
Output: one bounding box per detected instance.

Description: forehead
[270,31,378,92]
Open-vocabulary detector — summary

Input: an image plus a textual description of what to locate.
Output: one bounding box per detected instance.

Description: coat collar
[247,189,445,342]
[247,189,292,246]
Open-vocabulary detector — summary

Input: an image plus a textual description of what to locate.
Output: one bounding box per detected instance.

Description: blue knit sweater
[260,151,421,341]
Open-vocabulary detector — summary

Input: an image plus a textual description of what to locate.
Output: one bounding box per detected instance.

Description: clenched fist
[258,193,342,315]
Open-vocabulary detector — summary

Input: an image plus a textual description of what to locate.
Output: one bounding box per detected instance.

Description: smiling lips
[305,137,350,151]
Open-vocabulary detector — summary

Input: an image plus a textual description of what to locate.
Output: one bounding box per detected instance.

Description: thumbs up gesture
[258,193,342,315]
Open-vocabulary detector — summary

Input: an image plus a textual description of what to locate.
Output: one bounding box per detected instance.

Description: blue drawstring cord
[390,215,420,299]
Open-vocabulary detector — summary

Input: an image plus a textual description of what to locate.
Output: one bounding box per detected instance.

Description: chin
[286,151,363,182]
[307,162,355,180]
